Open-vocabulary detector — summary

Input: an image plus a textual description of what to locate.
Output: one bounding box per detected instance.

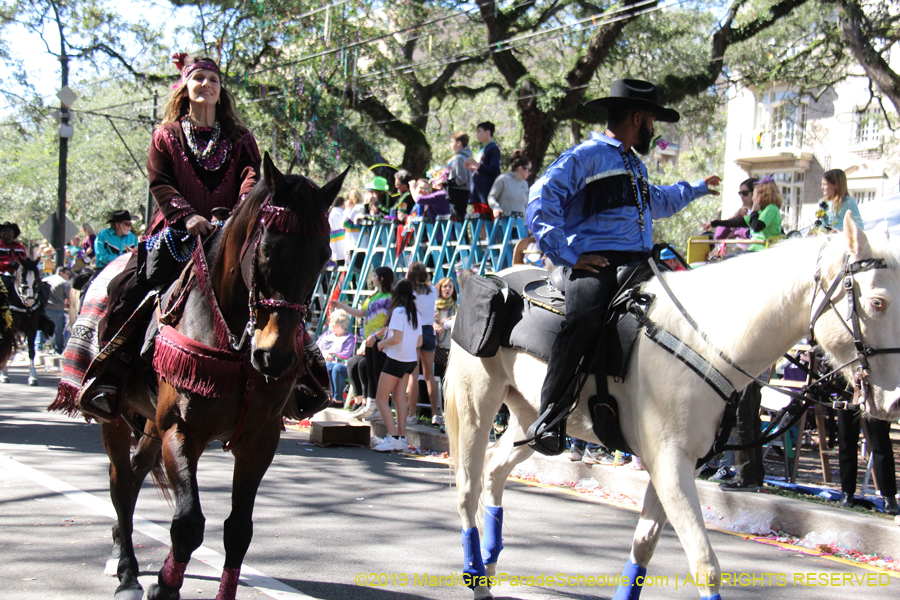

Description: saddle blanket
[50,255,130,417]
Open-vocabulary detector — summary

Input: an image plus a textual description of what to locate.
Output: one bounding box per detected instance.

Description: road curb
[313,409,899,559]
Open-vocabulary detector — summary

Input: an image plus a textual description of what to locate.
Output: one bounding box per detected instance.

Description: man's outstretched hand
[704,175,722,196]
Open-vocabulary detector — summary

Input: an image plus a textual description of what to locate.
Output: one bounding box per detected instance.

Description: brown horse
[100,154,345,600]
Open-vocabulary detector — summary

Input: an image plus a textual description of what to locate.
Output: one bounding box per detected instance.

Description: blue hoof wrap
[611,559,647,600]
[481,506,504,565]
[701,595,722,600]
[461,527,487,588]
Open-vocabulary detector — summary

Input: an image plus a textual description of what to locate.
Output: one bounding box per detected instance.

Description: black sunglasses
[739,190,751,197]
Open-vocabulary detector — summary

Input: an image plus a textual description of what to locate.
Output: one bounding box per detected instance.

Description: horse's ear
[263,152,286,192]
[843,212,872,258]
[873,220,890,242]
[319,167,351,212]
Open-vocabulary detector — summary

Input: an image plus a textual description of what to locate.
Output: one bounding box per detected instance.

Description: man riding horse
[524,79,721,455]
[0,222,28,292]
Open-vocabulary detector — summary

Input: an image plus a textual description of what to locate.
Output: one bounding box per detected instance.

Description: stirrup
[76,378,121,422]
[518,406,568,455]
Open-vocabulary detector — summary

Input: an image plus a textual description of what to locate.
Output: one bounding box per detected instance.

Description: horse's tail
[149,450,173,507]
[443,344,461,462]
[129,413,173,506]
[0,327,16,368]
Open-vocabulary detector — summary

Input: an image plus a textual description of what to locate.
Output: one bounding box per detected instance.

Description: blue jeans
[569,438,600,452]
[40,309,68,355]
[326,362,348,398]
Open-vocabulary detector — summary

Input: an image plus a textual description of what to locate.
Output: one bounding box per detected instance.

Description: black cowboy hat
[584,79,680,123]
[107,210,134,224]
[0,222,21,238]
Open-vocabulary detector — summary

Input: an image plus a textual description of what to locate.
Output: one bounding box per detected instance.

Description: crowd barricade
[311,214,530,335]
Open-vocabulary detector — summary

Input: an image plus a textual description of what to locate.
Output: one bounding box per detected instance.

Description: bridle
[225,193,322,352]
[646,242,900,411]
[809,253,900,407]
[12,263,40,312]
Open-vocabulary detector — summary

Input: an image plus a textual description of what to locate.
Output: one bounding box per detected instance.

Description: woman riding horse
[79,54,327,418]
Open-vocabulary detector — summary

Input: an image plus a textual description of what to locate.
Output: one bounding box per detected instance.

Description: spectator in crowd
[330,266,394,420]
[447,131,473,220]
[393,170,416,222]
[364,176,389,217]
[822,169,863,230]
[39,243,55,274]
[487,150,532,218]
[94,210,137,269]
[405,262,440,426]
[837,409,898,514]
[414,178,450,220]
[372,278,423,452]
[346,344,367,411]
[316,309,356,405]
[711,178,756,257]
[706,176,781,252]
[66,236,84,269]
[40,267,71,355]
[465,121,502,216]
[328,196,346,265]
[80,223,97,265]
[0,223,28,289]
[433,277,457,352]
[343,189,366,256]
[659,247,687,271]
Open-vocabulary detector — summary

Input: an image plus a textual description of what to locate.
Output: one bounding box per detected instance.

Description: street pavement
[1,365,898,599]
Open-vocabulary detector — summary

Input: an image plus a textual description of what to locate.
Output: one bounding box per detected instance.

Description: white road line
[0,454,316,600]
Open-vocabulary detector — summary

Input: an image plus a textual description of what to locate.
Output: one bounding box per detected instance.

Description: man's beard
[634,120,653,155]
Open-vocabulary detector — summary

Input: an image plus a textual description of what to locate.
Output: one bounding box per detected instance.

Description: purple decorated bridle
[228,194,321,351]
[192,192,325,353]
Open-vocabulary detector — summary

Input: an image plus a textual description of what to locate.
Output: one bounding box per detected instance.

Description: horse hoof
[114,586,144,600]
[473,586,494,600]
[105,556,119,576]
[146,583,179,600]
[0,375,9,384]
[28,378,38,387]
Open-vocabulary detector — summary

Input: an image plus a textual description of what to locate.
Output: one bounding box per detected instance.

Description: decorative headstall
[809,254,900,407]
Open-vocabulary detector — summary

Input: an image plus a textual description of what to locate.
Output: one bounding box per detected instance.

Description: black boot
[839,492,857,508]
[525,405,568,456]
[883,497,899,516]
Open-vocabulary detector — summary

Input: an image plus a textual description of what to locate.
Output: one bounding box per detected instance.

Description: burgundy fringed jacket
[147,121,261,228]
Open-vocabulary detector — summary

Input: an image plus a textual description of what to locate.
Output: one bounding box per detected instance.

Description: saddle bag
[137,227,196,287]
[452,274,518,357]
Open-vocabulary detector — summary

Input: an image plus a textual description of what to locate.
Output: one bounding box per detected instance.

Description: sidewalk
[314,408,900,561]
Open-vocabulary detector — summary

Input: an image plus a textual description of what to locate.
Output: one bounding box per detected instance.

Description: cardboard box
[310,421,371,447]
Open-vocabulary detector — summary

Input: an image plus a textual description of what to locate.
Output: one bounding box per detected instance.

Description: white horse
[445,215,900,600]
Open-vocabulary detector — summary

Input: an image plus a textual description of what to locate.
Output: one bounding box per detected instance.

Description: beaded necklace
[182,117,221,159]
[624,150,651,229]
[181,117,230,171]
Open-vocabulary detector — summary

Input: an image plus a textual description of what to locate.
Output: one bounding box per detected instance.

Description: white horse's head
[814,212,900,420]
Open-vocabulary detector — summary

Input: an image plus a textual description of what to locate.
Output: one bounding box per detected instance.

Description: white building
[721,59,899,231]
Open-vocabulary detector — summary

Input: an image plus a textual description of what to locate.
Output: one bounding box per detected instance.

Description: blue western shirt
[527,132,708,267]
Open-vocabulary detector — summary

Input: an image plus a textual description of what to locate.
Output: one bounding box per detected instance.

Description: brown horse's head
[215,153,347,379]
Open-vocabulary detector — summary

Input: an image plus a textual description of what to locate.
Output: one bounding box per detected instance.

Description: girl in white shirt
[373,279,422,452]
[404,262,440,425]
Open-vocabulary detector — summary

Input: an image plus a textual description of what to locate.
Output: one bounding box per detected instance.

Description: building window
[852,190,877,204]
[766,171,804,230]
[755,90,808,150]
[855,107,882,145]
